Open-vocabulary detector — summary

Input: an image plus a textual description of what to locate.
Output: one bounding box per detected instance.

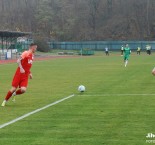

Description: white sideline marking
[0,94,75,129]
[78,94,155,96]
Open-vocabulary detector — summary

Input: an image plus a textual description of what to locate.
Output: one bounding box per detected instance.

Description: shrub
[34,37,50,52]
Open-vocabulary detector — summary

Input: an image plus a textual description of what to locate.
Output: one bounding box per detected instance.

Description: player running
[124,44,131,67]
[1,43,37,107]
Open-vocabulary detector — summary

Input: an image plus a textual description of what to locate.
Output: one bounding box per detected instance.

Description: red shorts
[12,70,29,88]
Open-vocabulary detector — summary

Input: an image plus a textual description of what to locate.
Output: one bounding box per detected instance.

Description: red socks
[5,89,24,101]
[16,89,24,95]
[5,91,13,101]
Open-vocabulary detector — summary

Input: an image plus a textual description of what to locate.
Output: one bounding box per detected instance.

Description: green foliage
[34,37,50,52]
[34,0,53,33]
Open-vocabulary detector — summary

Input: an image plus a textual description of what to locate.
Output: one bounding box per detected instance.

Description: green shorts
[124,55,130,60]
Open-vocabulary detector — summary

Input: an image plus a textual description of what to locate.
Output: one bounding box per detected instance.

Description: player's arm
[17,57,25,73]
[17,51,28,73]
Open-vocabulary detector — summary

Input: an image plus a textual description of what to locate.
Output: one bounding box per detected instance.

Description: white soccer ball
[78,85,85,92]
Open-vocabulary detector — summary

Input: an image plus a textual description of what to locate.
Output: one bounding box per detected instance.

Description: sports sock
[16,89,24,95]
[5,91,13,101]
[125,60,128,67]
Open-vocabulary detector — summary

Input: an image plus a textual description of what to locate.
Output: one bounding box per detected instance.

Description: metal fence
[49,41,155,50]
[0,39,33,60]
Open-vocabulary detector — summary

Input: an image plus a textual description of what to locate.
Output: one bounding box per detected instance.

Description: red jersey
[17,50,34,74]
[12,50,34,88]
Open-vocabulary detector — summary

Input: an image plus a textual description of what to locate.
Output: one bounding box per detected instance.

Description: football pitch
[0,52,155,145]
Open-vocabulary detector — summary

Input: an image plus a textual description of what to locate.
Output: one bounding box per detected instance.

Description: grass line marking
[0,94,75,129]
[78,94,155,96]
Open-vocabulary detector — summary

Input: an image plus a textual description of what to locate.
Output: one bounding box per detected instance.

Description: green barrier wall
[49,41,155,50]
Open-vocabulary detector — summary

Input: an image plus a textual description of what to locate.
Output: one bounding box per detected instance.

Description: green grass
[0,52,155,145]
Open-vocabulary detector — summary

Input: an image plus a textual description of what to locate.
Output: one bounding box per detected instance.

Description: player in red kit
[1,43,37,107]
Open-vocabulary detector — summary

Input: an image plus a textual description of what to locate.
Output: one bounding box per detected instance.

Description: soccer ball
[152,68,155,76]
[78,85,85,92]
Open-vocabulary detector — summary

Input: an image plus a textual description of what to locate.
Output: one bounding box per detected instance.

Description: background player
[137,46,141,55]
[121,45,124,56]
[124,44,131,67]
[105,46,109,56]
[1,43,37,107]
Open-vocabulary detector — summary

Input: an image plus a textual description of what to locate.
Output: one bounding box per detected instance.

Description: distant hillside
[0,0,155,41]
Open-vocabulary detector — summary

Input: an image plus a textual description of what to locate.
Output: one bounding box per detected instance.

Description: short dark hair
[30,43,37,47]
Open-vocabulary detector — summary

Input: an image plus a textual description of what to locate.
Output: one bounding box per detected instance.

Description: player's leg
[14,87,27,95]
[121,50,124,56]
[17,75,28,95]
[12,75,28,102]
[125,60,128,67]
[12,87,27,102]
[125,55,129,67]
[1,87,17,106]
[124,55,127,67]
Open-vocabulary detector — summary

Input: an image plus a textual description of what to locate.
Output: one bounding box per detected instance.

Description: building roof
[0,30,32,38]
